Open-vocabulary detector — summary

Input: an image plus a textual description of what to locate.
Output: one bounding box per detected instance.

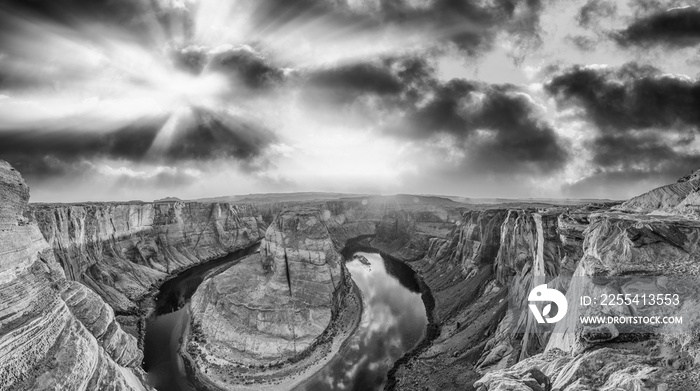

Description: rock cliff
[32,200,266,326]
[474,212,700,391]
[0,161,146,391]
[383,207,588,389]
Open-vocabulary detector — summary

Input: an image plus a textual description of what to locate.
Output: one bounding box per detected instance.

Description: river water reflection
[298,252,428,390]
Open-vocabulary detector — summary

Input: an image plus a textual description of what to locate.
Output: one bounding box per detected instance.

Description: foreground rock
[0,161,147,391]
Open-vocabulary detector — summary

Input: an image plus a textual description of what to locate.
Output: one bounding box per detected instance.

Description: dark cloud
[0,118,165,175]
[302,54,568,174]
[0,109,277,178]
[612,6,700,48]
[170,109,277,161]
[308,63,403,96]
[562,131,700,198]
[546,62,700,132]
[303,57,434,105]
[0,0,164,46]
[5,0,539,58]
[587,133,699,181]
[205,47,284,90]
[403,80,568,173]
[247,0,544,56]
[547,62,700,196]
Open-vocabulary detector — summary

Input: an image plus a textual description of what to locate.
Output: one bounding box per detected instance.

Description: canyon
[2,158,700,390]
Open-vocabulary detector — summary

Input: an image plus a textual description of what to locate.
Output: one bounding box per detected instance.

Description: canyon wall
[381,207,591,389]
[32,199,266,325]
[185,199,461,389]
[6,150,699,391]
[474,213,700,391]
[0,161,146,391]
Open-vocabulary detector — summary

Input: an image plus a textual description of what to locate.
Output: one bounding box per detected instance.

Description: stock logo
[528,284,568,324]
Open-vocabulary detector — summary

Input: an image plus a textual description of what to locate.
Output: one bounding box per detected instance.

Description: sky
[0,0,699,202]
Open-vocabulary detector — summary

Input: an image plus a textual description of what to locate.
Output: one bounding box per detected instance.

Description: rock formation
[0,161,146,391]
[4,155,700,391]
[184,198,461,389]
[187,209,349,388]
[32,199,266,335]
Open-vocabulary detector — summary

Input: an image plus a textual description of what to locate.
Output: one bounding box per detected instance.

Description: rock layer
[474,212,700,391]
[32,201,266,315]
[185,198,460,389]
[0,161,146,391]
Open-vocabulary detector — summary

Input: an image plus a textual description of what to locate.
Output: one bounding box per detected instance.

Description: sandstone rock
[33,201,266,313]
[187,209,347,386]
[0,161,146,391]
[61,281,142,367]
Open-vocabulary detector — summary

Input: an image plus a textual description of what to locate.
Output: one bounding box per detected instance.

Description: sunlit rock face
[32,201,266,315]
[0,161,145,391]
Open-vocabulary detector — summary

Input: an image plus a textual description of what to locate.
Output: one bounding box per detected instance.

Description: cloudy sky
[0,0,699,202]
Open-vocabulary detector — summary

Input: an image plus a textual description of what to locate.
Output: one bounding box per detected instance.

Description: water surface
[298,252,428,390]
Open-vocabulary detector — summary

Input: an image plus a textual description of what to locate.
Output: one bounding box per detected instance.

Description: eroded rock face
[387,206,595,390]
[185,198,461,389]
[189,210,344,368]
[32,201,266,314]
[0,161,146,391]
[474,210,700,391]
